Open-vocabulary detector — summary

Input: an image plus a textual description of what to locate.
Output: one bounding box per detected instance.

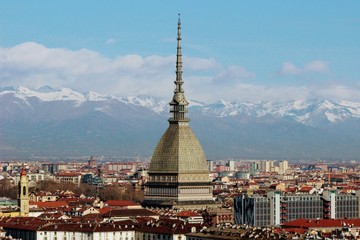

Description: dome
[150,124,209,174]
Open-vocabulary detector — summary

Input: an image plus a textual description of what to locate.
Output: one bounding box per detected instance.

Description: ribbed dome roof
[150,124,209,174]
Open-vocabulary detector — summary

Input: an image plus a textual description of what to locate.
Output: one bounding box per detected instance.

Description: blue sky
[1,1,360,102]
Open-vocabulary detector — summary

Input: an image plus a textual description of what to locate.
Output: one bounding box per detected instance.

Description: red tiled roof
[282,218,360,228]
[30,201,68,208]
[177,210,201,217]
[35,191,56,196]
[0,217,46,231]
[285,187,297,193]
[99,207,112,214]
[105,200,140,207]
[81,213,104,222]
[102,209,159,218]
[299,186,314,192]
[138,219,204,235]
[38,212,67,219]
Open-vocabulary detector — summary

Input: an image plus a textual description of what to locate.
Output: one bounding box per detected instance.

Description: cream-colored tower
[143,16,214,209]
[279,160,288,173]
[18,167,29,216]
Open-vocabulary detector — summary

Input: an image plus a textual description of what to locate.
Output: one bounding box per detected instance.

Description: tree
[98,184,144,202]
[0,178,17,199]
[78,184,97,197]
[34,180,97,197]
[99,185,123,201]
[32,180,144,202]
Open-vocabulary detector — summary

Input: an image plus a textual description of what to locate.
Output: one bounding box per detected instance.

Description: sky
[1,1,360,102]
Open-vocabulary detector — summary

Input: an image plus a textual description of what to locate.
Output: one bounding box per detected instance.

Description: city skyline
[1,1,360,102]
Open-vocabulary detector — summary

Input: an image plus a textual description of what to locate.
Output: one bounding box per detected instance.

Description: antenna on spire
[169,14,189,124]
[175,13,183,90]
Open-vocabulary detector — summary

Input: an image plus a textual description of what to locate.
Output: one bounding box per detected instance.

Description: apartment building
[234,190,360,226]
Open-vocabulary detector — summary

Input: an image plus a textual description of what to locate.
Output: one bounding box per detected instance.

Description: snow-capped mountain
[1,86,360,160]
[1,86,86,102]
[118,95,168,114]
[195,99,360,126]
[2,86,360,125]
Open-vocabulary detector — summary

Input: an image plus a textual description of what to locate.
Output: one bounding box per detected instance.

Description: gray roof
[150,124,209,174]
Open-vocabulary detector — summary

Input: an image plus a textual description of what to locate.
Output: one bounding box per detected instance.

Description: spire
[169,14,189,124]
[20,164,27,176]
[176,13,183,89]
[18,163,29,216]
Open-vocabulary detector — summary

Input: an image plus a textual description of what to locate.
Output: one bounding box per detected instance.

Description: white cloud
[304,60,328,73]
[312,84,360,101]
[278,62,300,75]
[0,42,180,98]
[278,60,328,76]
[213,65,255,85]
[105,38,117,45]
[112,54,145,70]
[0,42,358,102]
[185,77,311,102]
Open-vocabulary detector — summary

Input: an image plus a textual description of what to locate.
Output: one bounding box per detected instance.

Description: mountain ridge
[1,86,360,160]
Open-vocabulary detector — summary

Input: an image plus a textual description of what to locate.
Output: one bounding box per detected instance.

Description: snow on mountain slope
[0,86,85,102]
[84,91,112,101]
[119,95,168,113]
[2,86,360,125]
